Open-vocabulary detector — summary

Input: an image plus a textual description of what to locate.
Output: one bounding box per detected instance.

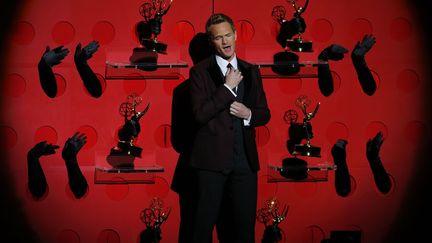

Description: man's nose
[222,37,227,44]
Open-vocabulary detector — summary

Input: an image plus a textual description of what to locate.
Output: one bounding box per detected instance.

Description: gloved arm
[38,45,69,98]
[27,141,60,199]
[62,132,88,199]
[351,34,377,96]
[366,132,392,194]
[331,139,351,197]
[74,41,103,98]
[317,44,348,97]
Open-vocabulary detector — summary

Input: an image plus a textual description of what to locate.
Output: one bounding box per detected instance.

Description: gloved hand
[352,34,376,58]
[331,139,348,161]
[42,45,70,67]
[318,44,349,61]
[74,41,100,63]
[27,141,59,199]
[366,131,384,162]
[74,40,103,98]
[62,132,89,199]
[331,139,351,197]
[351,34,377,96]
[62,132,87,161]
[28,141,60,158]
[366,132,392,194]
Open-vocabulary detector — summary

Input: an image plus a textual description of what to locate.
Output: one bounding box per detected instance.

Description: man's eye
[226,33,232,38]
[214,36,222,41]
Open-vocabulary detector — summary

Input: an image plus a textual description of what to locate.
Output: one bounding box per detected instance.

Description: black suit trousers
[192,167,257,243]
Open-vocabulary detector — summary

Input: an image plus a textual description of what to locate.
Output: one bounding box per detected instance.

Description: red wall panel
[2,0,429,242]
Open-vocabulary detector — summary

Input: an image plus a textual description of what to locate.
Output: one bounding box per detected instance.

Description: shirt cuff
[243,110,252,126]
[224,84,237,97]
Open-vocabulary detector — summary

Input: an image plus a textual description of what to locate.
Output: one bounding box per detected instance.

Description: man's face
[209,22,237,61]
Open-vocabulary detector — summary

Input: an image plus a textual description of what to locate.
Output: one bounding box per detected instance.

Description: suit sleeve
[189,67,234,125]
[249,65,271,127]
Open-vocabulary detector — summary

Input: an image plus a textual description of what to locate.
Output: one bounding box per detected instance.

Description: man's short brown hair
[205,13,236,38]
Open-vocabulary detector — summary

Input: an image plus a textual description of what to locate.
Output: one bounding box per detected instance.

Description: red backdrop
[1,0,430,242]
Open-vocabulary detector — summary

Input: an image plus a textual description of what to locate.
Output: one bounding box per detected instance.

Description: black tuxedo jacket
[189,55,270,172]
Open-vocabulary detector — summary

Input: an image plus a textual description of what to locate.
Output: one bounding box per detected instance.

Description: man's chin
[220,52,234,60]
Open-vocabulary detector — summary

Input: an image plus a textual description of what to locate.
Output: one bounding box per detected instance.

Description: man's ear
[234,31,237,41]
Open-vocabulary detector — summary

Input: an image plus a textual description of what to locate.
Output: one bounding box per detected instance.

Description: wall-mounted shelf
[267,163,336,183]
[94,152,164,184]
[105,61,188,80]
[94,165,164,184]
[255,60,327,79]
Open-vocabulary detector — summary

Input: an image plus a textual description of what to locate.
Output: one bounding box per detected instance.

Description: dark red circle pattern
[123,78,147,96]
[4,73,26,97]
[389,17,412,42]
[55,73,67,97]
[77,125,98,149]
[326,122,349,143]
[52,21,76,45]
[56,229,80,243]
[396,69,420,93]
[144,176,169,198]
[92,21,116,45]
[311,18,333,42]
[404,120,426,145]
[0,126,18,149]
[105,180,129,201]
[350,18,373,41]
[97,229,120,243]
[365,121,388,140]
[236,20,255,44]
[12,21,35,45]
[34,126,58,144]
[173,21,195,45]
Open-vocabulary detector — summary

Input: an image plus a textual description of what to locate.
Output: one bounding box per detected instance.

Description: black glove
[317,44,348,97]
[74,41,100,63]
[366,132,392,194]
[27,141,60,199]
[38,45,69,98]
[352,34,376,58]
[331,139,351,197]
[318,44,348,61]
[351,34,377,96]
[62,132,87,161]
[62,132,88,199]
[366,131,383,162]
[276,16,306,48]
[29,141,60,158]
[42,45,70,67]
[74,41,103,98]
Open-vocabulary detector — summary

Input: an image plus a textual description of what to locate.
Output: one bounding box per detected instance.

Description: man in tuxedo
[189,13,271,243]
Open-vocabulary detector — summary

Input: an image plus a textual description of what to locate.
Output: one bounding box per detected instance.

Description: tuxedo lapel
[208,56,225,87]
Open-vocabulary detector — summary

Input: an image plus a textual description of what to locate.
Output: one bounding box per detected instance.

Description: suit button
[229,126,233,130]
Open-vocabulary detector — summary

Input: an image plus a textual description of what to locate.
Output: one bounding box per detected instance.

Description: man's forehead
[210,22,235,36]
